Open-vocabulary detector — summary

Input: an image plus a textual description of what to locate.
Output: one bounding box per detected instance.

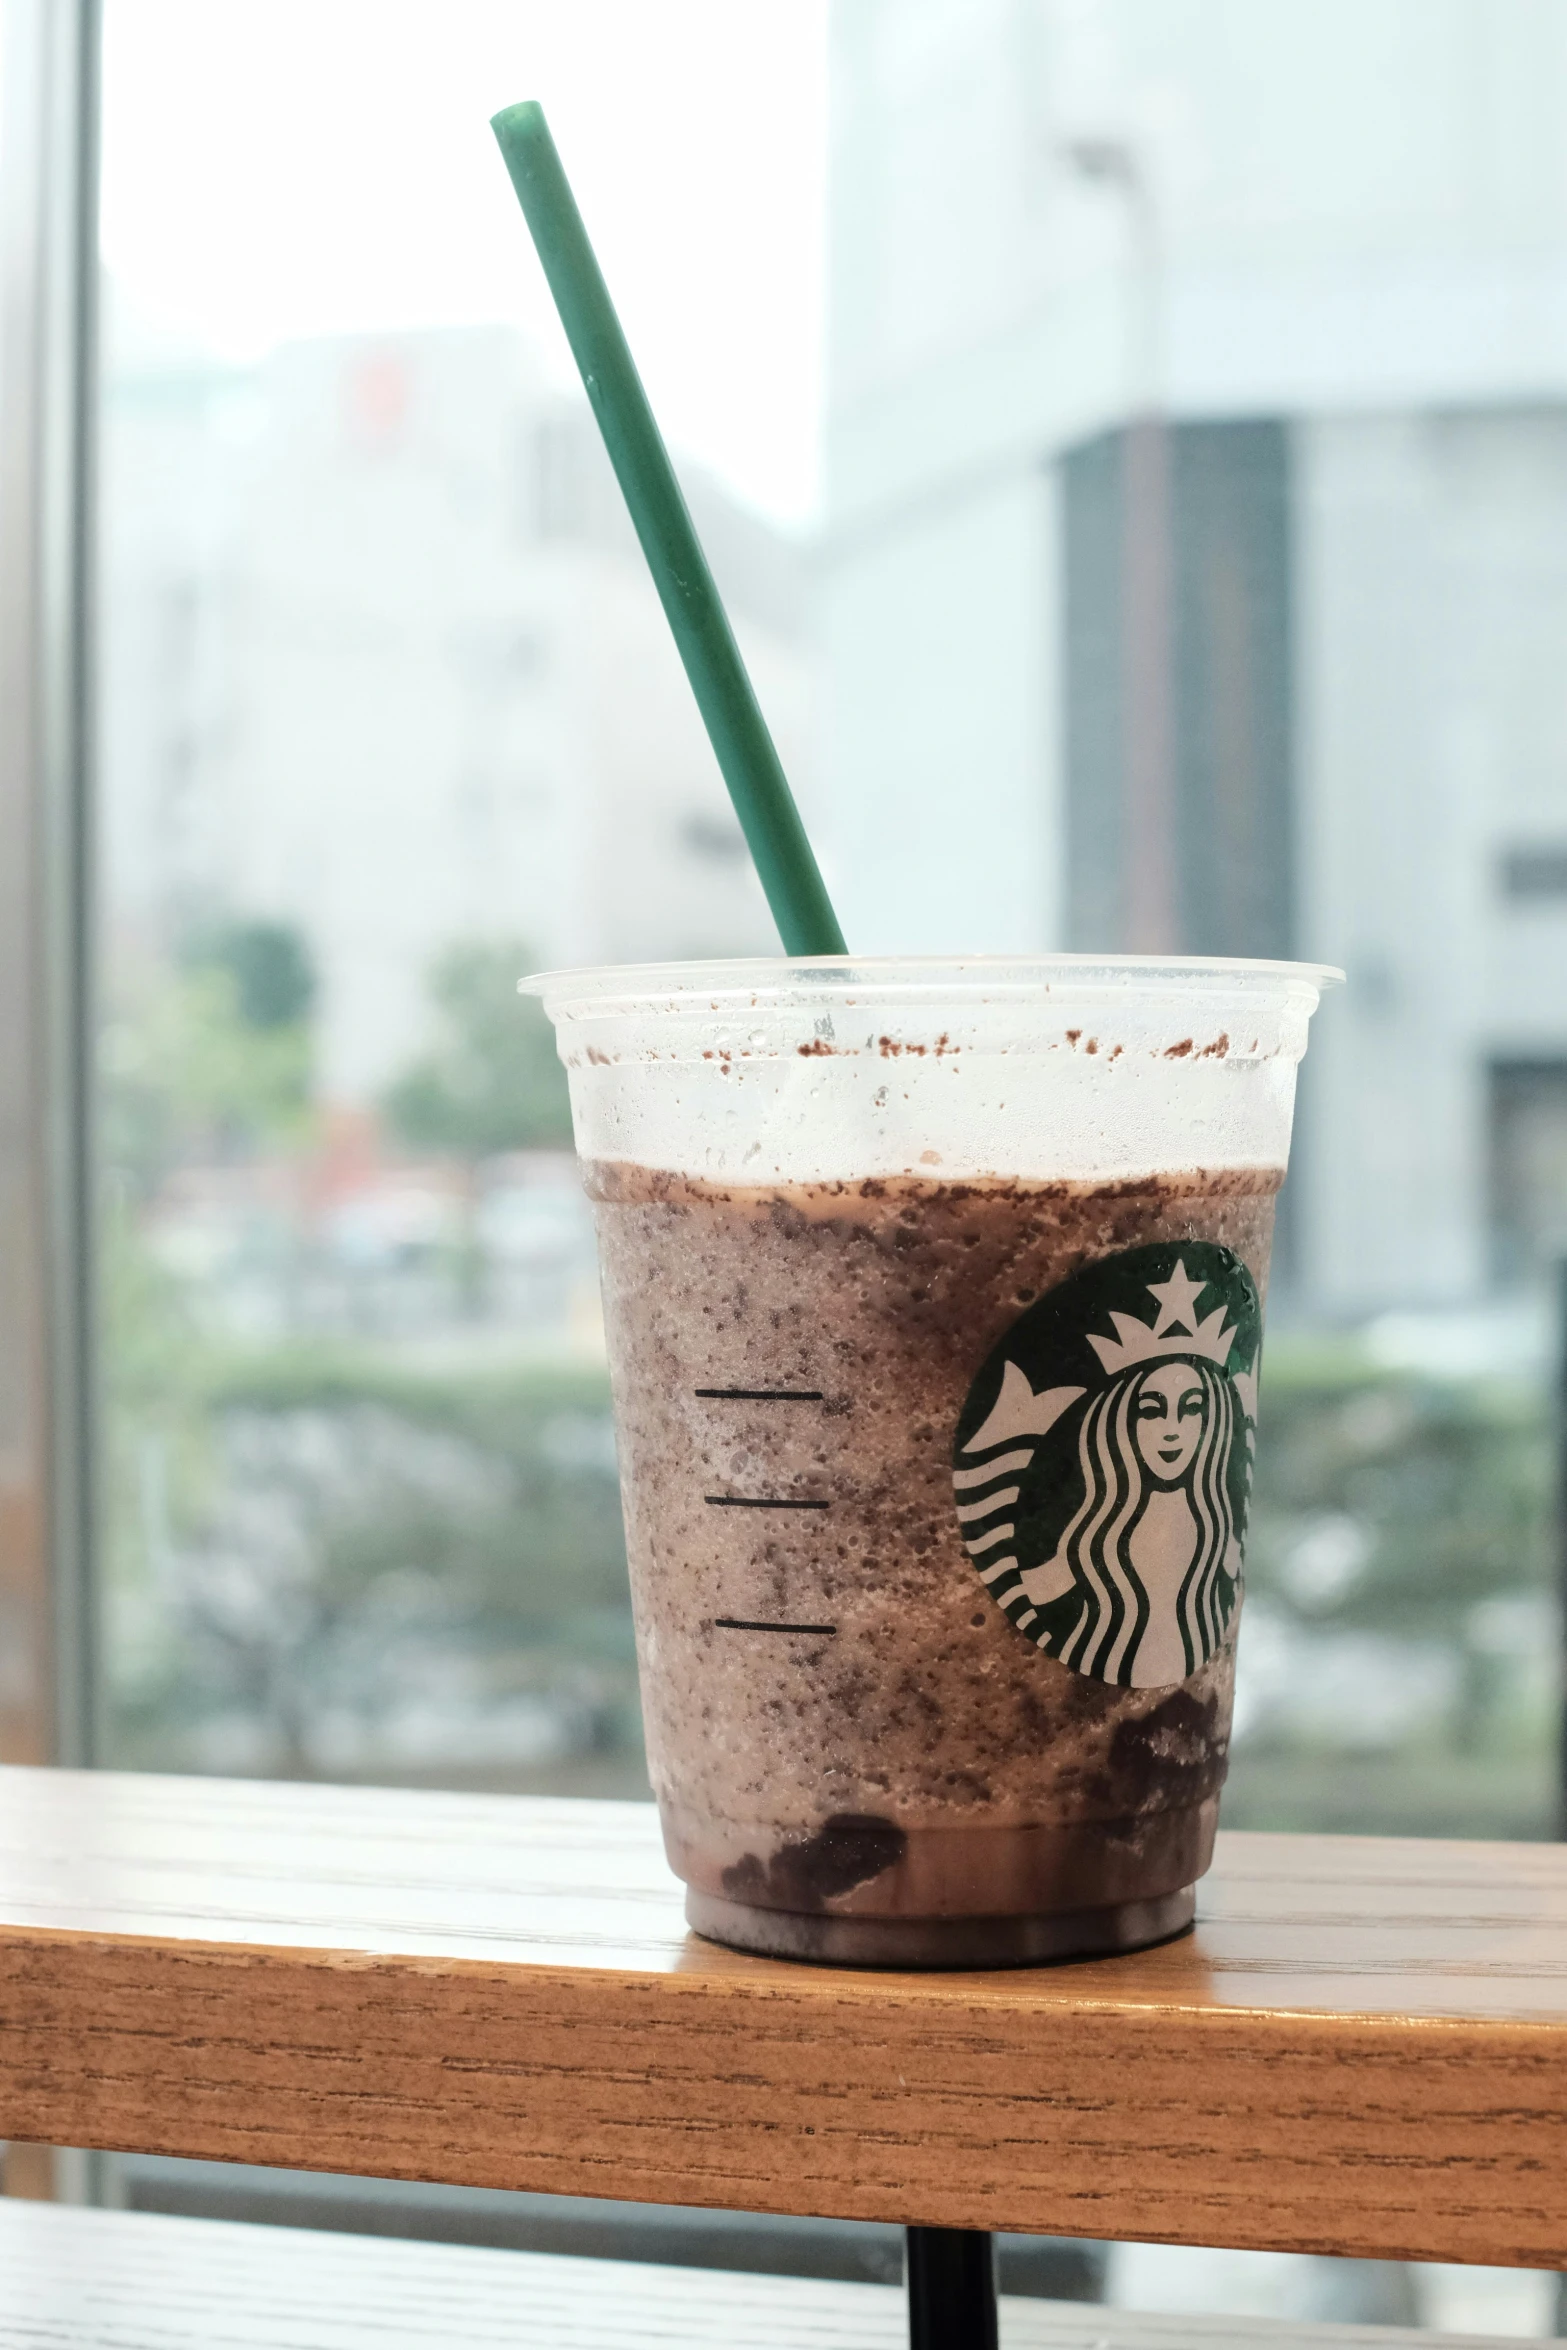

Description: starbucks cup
[524,955,1337,1968]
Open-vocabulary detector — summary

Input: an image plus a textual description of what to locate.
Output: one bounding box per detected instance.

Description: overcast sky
[100,0,829,525]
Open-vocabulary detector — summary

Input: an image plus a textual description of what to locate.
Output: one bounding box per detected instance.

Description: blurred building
[103,322,806,1102]
[824,0,1567,1314]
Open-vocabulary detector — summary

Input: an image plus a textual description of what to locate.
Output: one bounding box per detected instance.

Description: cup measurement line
[714,1617,838,1636]
[694,1388,824,1401]
[703,1495,831,1510]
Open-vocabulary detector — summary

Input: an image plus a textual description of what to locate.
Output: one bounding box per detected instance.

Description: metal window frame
[0,0,101,1773]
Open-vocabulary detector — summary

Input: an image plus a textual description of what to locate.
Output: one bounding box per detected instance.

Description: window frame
[0,0,101,1772]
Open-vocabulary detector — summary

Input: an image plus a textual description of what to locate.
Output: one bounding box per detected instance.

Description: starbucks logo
[953,1243,1261,1690]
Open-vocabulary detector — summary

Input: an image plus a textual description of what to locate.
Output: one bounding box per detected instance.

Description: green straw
[491,100,846,960]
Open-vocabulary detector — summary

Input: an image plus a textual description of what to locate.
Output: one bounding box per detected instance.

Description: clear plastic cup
[524,955,1338,1968]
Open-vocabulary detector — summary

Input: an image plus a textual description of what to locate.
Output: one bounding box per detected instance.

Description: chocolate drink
[588,1159,1281,1967]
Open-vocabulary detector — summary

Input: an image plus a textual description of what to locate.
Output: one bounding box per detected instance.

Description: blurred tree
[98,925,623,1786]
[188,919,317,1030]
[100,919,319,1198]
[382,939,571,1157]
[1229,1344,1556,1839]
[104,1341,638,1787]
[1248,1363,1550,1654]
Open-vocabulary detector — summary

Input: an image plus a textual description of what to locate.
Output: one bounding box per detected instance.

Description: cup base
[684,1882,1195,1970]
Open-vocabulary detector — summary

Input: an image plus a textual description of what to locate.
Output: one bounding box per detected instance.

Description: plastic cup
[524,955,1337,1968]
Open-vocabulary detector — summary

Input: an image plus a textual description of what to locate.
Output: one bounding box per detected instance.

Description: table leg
[905,2225,998,2349]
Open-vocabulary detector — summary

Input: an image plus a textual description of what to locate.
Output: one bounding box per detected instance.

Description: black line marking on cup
[704,1495,831,1511]
[694,1387,824,1402]
[715,1617,838,1636]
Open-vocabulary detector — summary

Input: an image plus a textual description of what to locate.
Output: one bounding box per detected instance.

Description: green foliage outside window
[382,940,572,1158]
[1228,1343,1555,1841]
[101,919,318,1199]
[102,1205,638,1789]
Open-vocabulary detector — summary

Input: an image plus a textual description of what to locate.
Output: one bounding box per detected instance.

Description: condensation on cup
[524,956,1340,1968]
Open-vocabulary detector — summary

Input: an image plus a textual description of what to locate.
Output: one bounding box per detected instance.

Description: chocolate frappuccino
[589,1159,1280,1966]
[525,954,1337,1968]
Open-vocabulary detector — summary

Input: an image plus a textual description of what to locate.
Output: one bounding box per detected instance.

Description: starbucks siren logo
[952,1243,1261,1690]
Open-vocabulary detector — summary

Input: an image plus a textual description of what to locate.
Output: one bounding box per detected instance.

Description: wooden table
[1,1767,1565,2271]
